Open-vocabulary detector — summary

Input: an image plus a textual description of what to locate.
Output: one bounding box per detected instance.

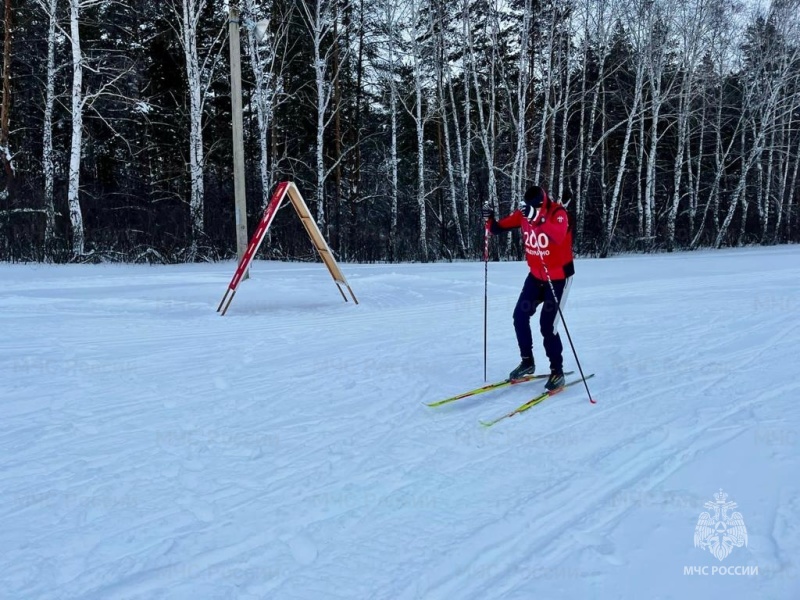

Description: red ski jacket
[489,196,575,280]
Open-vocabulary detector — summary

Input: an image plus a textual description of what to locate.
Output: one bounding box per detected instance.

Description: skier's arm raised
[482,206,522,235]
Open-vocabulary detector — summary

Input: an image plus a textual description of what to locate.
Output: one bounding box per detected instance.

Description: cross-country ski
[479,374,596,427]
[426,371,575,407]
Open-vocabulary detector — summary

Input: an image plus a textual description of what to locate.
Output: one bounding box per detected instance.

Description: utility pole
[229,7,249,277]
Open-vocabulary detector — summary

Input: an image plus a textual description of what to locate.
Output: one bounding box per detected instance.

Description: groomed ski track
[1,246,798,599]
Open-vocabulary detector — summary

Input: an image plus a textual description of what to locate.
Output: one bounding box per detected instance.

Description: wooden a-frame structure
[217,181,358,315]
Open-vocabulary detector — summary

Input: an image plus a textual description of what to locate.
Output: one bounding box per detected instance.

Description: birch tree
[602,7,646,256]
[175,0,208,252]
[66,0,87,255]
[772,74,799,241]
[689,0,739,248]
[760,3,800,242]
[554,10,575,201]
[398,0,432,261]
[432,0,466,257]
[1,0,13,197]
[298,0,339,234]
[641,0,674,242]
[29,0,59,256]
[243,0,289,210]
[375,0,405,258]
[511,0,533,215]
[534,6,557,184]
[574,0,615,249]
[42,0,59,249]
[447,1,472,241]
[714,9,797,247]
[466,0,499,224]
[63,0,138,256]
[666,0,708,250]
[4,0,800,262]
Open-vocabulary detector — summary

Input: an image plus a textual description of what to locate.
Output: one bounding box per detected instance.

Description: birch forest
[1,0,800,262]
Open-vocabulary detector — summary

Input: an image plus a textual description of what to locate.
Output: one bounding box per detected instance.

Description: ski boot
[509,357,535,380]
[544,369,565,391]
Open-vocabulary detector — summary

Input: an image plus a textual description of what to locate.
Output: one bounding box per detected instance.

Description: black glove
[481,205,495,220]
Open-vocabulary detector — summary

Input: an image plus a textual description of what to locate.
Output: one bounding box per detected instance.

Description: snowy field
[1,246,799,600]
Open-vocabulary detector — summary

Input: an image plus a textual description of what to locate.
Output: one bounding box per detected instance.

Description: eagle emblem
[694,489,748,561]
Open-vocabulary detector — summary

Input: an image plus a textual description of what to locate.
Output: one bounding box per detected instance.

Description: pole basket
[217,181,358,315]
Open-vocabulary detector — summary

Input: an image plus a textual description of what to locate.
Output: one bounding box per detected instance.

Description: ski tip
[590,397,598,404]
[479,421,493,428]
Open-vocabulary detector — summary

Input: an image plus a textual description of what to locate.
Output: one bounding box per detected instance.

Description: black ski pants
[512,273,570,372]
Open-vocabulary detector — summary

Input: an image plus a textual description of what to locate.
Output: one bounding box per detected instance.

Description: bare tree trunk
[548,15,569,196]
[42,0,58,251]
[688,91,707,240]
[313,5,328,233]
[717,124,758,249]
[642,0,675,245]
[446,57,470,248]
[786,131,800,241]
[712,101,725,236]
[667,86,692,252]
[245,0,281,212]
[716,37,789,248]
[760,121,775,242]
[512,0,532,210]
[298,0,337,234]
[546,58,558,189]
[692,81,728,248]
[180,0,206,252]
[331,3,344,252]
[1,0,13,190]
[575,31,588,249]
[774,100,791,240]
[466,0,498,225]
[446,64,468,226]
[579,70,606,249]
[379,0,402,260]
[643,75,662,242]
[636,100,645,237]
[352,0,365,260]
[668,28,700,253]
[389,75,399,259]
[556,25,573,201]
[534,14,555,183]
[576,0,612,251]
[458,13,472,233]
[67,0,86,256]
[667,91,690,251]
[738,121,753,247]
[433,4,465,258]
[603,60,644,256]
[410,0,428,261]
[691,134,736,249]
[389,22,399,260]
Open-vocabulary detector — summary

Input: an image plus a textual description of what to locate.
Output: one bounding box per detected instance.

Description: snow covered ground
[1,246,799,600]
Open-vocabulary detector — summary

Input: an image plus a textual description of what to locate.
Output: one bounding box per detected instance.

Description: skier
[482,186,575,391]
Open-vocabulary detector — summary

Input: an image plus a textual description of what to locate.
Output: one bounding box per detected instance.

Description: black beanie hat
[522,186,546,219]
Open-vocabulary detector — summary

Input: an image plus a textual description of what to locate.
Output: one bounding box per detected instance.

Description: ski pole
[533,238,596,404]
